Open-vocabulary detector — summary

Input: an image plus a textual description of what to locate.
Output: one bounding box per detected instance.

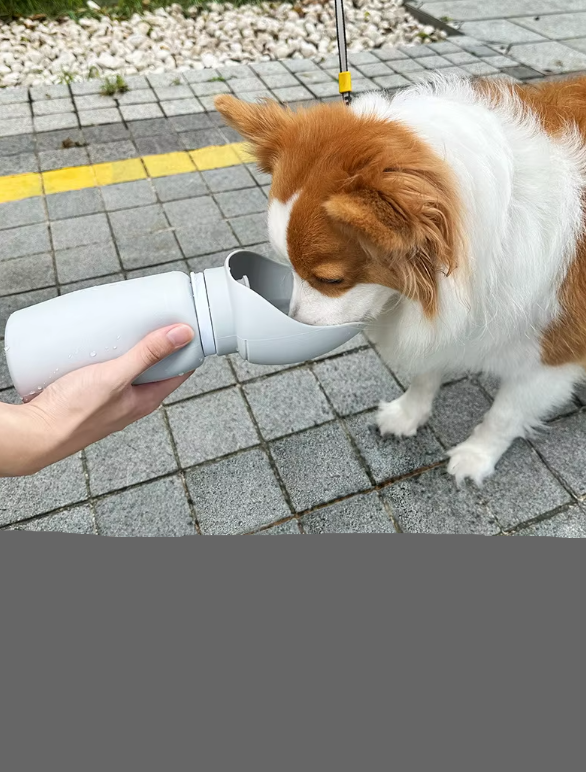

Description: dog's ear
[324,168,460,315]
[214,95,290,173]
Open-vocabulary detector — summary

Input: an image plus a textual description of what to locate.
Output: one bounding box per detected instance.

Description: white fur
[269,76,586,483]
[268,193,298,263]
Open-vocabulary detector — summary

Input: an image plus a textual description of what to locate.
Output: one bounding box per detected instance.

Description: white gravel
[0,0,444,88]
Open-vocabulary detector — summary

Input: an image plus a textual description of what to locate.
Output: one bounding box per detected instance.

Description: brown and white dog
[215,75,586,484]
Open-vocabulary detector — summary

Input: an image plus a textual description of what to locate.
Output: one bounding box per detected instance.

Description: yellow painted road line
[0,142,254,206]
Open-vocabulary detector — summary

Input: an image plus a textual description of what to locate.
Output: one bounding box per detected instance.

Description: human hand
[0,324,194,477]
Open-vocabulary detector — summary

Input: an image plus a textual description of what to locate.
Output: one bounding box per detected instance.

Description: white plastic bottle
[5,250,364,399]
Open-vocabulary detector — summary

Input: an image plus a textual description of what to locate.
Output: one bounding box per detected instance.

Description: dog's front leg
[447,363,583,485]
[377,370,443,438]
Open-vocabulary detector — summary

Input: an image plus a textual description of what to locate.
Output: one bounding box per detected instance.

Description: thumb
[113,324,195,383]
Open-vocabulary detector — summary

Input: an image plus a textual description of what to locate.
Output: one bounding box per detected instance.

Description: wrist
[0,402,62,477]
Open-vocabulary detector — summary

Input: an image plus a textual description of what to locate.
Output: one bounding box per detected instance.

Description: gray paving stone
[161,98,204,117]
[302,491,396,534]
[296,70,335,85]
[271,421,370,512]
[135,133,182,156]
[389,58,425,74]
[0,87,29,104]
[127,117,169,137]
[117,230,182,270]
[83,123,130,144]
[565,38,586,56]
[0,223,51,261]
[305,81,340,98]
[346,409,445,484]
[0,252,54,296]
[146,72,187,87]
[178,127,226,150]
[2,102,31,119]
[32,98,74,116]
[261,73,300,89]
[79,108,122,126]
[95,476,195,537]
[0,387,20,404]
[429,379,491,448]
[126,259,187,280]
[39,147,89,172]
[108,203,167,240]
[244,368,333,440]
[219,63,255,78]
[183,68,220,83]
[163,195,222,228]
[0,348,10,389]
[228,355,293,382]
[373,74,411,89]
[484,54,521,68]
[70,80,105,96]
[11,506,95,534]
[190,81,231,97]
[500,64,543,80]
[356,62,393,78]
[0,197,45,231]
[313,349,402,416]
[255,519,301,535]
[187,252,228,272]
[36,127,85,151]
[477,439,571,530]
[283,58,320,72]
[101,179,156,211]
[169,113,214,132]
[0,134,35,156]
[153,172,207,202]
[382,466,499,535]
[232,90,272,107]
[186,448,290,535]
[55,241,120,284]
[349,51,379,65]
[117,88,157,106]
[419,55,453,69]
[0,287,57,333]
[464,62,500,75]
[60,272,124,294]
[215,187,267,218]
[514,507,586,538]
[0,454,87,527]
[251,60,289,76]
[202,164,256,192]
[164,354,235,404]
[167,386,259,466]
[33,114,78,133]
[246,164,271,186]
[0,117,33,137]
[175,220,238,258]
[532,412,586,496]
[50,212,110,251]
[229,213,267,246]
[75,93,117,111]
[30,84,70,101]
[154,84,193,101]
[444,51,479,65]
[510,41,586,73]
[46,187,103,220]
[427,41,461,55]
[86,410,177,496]
[88,139,138,163]
[512,13,586,41]
[226,76,265,92]
[120,103,164,121]
[374,46,409,61]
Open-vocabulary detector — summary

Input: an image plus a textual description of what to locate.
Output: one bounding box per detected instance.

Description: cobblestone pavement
[2,25,586,536]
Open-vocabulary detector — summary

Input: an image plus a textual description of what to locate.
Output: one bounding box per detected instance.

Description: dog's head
[215,95,461,325]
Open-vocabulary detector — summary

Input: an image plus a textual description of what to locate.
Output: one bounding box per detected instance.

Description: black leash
[334,0,352,105]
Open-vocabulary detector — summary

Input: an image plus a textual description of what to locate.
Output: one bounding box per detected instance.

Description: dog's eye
[316,276,343,285]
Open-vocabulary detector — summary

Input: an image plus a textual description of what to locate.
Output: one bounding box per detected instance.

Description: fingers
[112,324,194,384]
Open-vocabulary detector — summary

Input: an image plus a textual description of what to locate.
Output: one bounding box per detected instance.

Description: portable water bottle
[4,249,364,399]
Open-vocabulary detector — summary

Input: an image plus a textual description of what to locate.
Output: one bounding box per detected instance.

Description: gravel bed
[0,0,444,87]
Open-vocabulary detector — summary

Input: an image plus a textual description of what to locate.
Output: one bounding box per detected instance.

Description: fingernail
[167,325,194,348]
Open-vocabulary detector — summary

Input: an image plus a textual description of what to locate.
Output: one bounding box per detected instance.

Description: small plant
[210,76,226,82]
[172,77,182,86]
[88,66,100,80]
[57,70,75,85]
[100,74,129,96]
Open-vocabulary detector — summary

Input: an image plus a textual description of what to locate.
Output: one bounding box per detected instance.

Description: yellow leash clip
[334,0,352,106]
[338,71,352,95]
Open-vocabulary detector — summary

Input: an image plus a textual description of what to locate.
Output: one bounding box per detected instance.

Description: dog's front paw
[447,441,496,486]
[377,397,430,438]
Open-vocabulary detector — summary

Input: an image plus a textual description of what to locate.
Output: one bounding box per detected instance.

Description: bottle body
[5,272,204,399]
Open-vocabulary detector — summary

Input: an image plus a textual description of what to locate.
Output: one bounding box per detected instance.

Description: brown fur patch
[215,94,463,317]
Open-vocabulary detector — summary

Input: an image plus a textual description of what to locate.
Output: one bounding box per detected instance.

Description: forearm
[0,403,58,477]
